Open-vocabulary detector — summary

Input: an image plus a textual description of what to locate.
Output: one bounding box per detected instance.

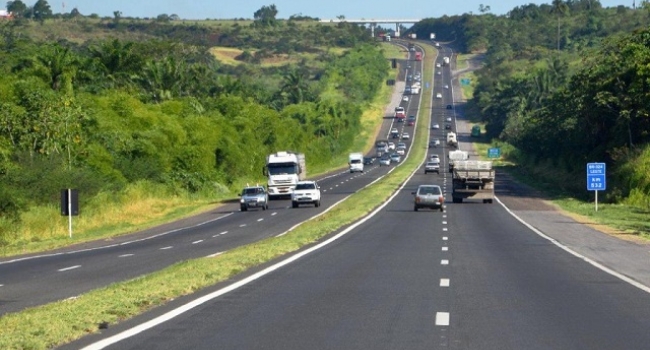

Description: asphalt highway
[67,44,650,350]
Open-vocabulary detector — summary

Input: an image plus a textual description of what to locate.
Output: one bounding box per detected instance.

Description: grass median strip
[0,43,436,350]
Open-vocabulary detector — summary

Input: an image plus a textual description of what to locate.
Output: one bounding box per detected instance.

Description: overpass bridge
[319,18,422,38]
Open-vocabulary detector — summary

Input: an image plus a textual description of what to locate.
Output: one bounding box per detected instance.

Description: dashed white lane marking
[257,218,264,222]
[192,240,203,244]
[442,221,447,225]
[220,231,227,235]
[443,215,447,218]
[440,279,450,287]
[335,185,339,187]
[0,284,4,287]
[436,312,450,326]
[119,254,134,258]
[442,247,448,251]
[160,246,172,250]
[58,265,81,272]
[271,212,277,216]
[441,260,449,265]
[443,227,448,231]
[443,237,448,240]
[239,224,246,227]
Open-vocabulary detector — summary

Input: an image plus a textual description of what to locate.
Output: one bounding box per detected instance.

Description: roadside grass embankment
[0,43,436,349]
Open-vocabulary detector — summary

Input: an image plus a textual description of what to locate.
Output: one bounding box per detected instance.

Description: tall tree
[6,0,27,18]
[253,4,278,27]
[550,0,569,50]
[32,0,52,23]
[31,44,80,93]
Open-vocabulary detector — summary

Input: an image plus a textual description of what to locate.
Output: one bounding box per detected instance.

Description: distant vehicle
[430,154,440,161]
[445,124,452,130]
[447,132,458,148]
[443,56,450,65]
[363,156,375,165]
[239,185,269,211]
[435,42,440,47]
[348,152,364,173]
[437,71,441,75]
[408,118,415,126]
[415,52,422,61]
[412,185,444,212]
[446,104,453,109]
[425,161,440,174]
[410,47,416,52]
[397,142,407,149]
[402,95,409,102]
[436,93,442,99]
[291,181,321,208]
[471,125,481,137]
[390,153,402,163]
[452,160,495,204]
[432,123,440,129]
[394,106,406,121]
[446,117,452,122]
[401,132,410,140]
[264,151,306,199]
[444,85,449,89]
[391,128,400,139]
[429,139,441,148]
[448,149,468,172]
[396,148,405,156]
[436,63,441,68]
[388,142,396,150]
[379,156,391,166]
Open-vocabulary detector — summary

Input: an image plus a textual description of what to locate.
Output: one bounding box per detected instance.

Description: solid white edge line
[495,196,650,294]
[118,254,134,258]
[192,240,203,244]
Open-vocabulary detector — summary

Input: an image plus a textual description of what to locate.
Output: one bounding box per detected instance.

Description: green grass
[0,41,436,350]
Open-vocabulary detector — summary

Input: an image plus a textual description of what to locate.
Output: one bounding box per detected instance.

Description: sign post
[586,163,606,211]
[61,189,79,238]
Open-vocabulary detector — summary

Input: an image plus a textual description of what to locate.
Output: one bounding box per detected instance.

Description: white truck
[263,151,306,199]
[448,149,468,173]
[447,132,458,148]
[348,152,364,173]
[443,56,450,65]
[452,160,495,203]
[411,83,420,95]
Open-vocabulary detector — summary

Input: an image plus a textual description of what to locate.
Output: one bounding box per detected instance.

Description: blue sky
[49,0,633,20]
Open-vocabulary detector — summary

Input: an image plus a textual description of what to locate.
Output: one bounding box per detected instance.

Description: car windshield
[267,163,298,175]
[243,188,263,195]
[295,183,316,190]
[419,186,441,195]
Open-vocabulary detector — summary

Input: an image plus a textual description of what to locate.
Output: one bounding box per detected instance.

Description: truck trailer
[452,160,495,203]
[263,151,306,199]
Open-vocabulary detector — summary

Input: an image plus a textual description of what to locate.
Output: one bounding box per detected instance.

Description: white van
[349,152,364,173]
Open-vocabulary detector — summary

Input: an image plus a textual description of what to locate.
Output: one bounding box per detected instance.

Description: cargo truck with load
[348,152,364,173]
[447,132,458,148]
[452,160,495,203]
[448,149,469,173]
[443,56,450,65]
[394,106,406,122]
[263,151,306,199]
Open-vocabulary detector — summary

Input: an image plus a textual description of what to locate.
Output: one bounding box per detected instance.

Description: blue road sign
[587,163,606,191]
[487,148,501,158]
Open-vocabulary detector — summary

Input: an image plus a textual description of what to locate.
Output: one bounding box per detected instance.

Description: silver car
[240,186,269,211]
[412,185,444,212]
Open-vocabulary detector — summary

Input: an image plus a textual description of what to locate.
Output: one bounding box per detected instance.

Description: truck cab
[348,152,364,173]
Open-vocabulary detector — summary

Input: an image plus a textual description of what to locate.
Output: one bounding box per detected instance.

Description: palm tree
[33,44,79,93]
[88,39,143,85]
[281,69,308,104]
[550,0,569,51]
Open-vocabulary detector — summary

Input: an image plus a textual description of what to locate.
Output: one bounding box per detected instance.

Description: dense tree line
[0,11,388,224]
[411,1,650,204]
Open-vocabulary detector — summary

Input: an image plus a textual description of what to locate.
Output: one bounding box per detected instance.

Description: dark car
[446,104,453,110]
[445,124,452,130]
[407,116,416,126]
[363,157,375,165]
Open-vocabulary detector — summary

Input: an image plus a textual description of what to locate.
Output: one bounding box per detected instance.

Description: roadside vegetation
[411,1,650,238]
[0,3,391,255]
[0,30,437,350]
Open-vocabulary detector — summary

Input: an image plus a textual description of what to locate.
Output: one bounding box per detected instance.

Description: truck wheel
[292,202,298,208]
[453,197,462,203]
[488,199,493,204]
[262,204,267,210]
[314,200,320,207]
[241,206,247,212]
[414,206,418,211]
